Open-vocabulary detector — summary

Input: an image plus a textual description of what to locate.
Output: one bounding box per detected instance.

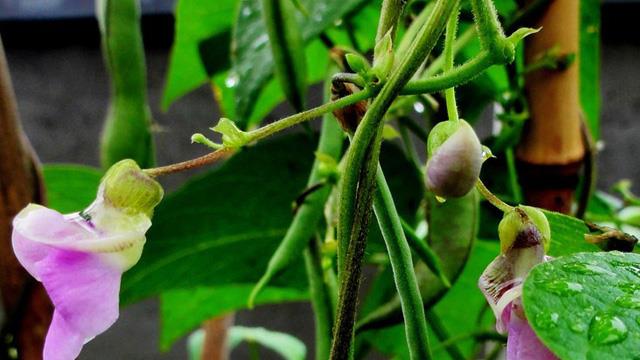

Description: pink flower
[478,206,558,360]
[12,160,163,360]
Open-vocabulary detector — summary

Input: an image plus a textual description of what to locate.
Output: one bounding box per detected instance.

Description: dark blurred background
[1,0,639,358]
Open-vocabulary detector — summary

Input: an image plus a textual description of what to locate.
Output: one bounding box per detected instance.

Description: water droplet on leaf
[588,313,628,345]
[542,279,583,296]
[535,311,559,329]
[570,322,587,333]
[562,261,613,276]
[618,282,640,294]
[615,294,640,309]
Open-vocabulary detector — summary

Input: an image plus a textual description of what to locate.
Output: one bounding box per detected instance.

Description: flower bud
[101,159,164,217]
[425,120,482,198]
[498,205,550,254]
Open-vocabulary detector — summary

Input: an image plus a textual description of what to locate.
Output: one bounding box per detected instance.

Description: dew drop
[334,19,343,27]
[562,261,613,276]
[615,294,640,309]
[618,282,640,294]
[413,102,425,113]
[535,311,559,329]
[542,279,583,296]
[570,322,587,333]
[588,313,628,345]
[242,6,251,17]
[225,73,238,88]
[253,34,269,50]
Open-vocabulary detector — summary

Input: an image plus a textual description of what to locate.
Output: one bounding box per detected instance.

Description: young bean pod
[98,0,155,169]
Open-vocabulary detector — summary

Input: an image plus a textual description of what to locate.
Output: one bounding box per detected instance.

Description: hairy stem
[443,4,460,122]
[333,0,458,358]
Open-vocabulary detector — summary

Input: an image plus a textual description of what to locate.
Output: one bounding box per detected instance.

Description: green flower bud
[100,159,164,217]
[425,120,483,198]
[498,205,550,254]
[345,53,371,75]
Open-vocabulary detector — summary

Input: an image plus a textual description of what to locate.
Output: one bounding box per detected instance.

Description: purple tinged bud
[425,120,482,198]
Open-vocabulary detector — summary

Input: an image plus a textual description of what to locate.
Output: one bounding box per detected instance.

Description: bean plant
[7,0,638,359]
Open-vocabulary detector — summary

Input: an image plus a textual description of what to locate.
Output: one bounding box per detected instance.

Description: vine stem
[332,0,458,358]
[443,4,460,122]
[143,89,371,177]
[246,87,372,143]
[143,148,234,177]
[401,51,494,95]
[475,179,514,213]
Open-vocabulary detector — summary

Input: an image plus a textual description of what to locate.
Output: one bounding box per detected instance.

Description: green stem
[247,88,372,143]
[475,179,513,213]
[443,4,460,122]
[304,237,334,360]
[505,147,523,203]
[425,311,465,360]
[375,0,405,52]
[332,130,382,360]
[333,2,457,357]
[373,167,432,359]
[401,51,494,95]
[470,0,507,51]
[338,0,457,274]
[423,27,475,78]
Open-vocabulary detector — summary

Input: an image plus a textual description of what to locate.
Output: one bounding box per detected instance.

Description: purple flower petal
[12,205,147,359]
[507,309,558,360]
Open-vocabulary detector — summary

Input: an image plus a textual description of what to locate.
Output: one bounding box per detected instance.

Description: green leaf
[232,0,366,125]
[215,40,328,129]
[161,0,237,110]
[228,326,307,360]
[523,251,640,360]
[121,134,316,304]
[579,0,600,139]
[42,164,102,213]
[160,285,307,350]
[542,210,600,256]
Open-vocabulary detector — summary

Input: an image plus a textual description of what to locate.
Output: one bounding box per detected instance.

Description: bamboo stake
[201,315,234,360]
[516,0,585,214]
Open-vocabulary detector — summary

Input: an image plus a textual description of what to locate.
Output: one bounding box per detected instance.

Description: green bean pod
[261,0,308,112]
[248,73,343,308]
[97,0,155,169]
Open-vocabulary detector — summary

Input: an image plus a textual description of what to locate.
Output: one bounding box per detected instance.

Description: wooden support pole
[201,315,233,360]
[516,0,585,214]
[0,38,52,359]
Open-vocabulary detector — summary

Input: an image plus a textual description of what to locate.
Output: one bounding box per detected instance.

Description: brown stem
[516,0,585,214]
[143,148,235,177]
[201,315,234,360]
[0,37,53,358]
